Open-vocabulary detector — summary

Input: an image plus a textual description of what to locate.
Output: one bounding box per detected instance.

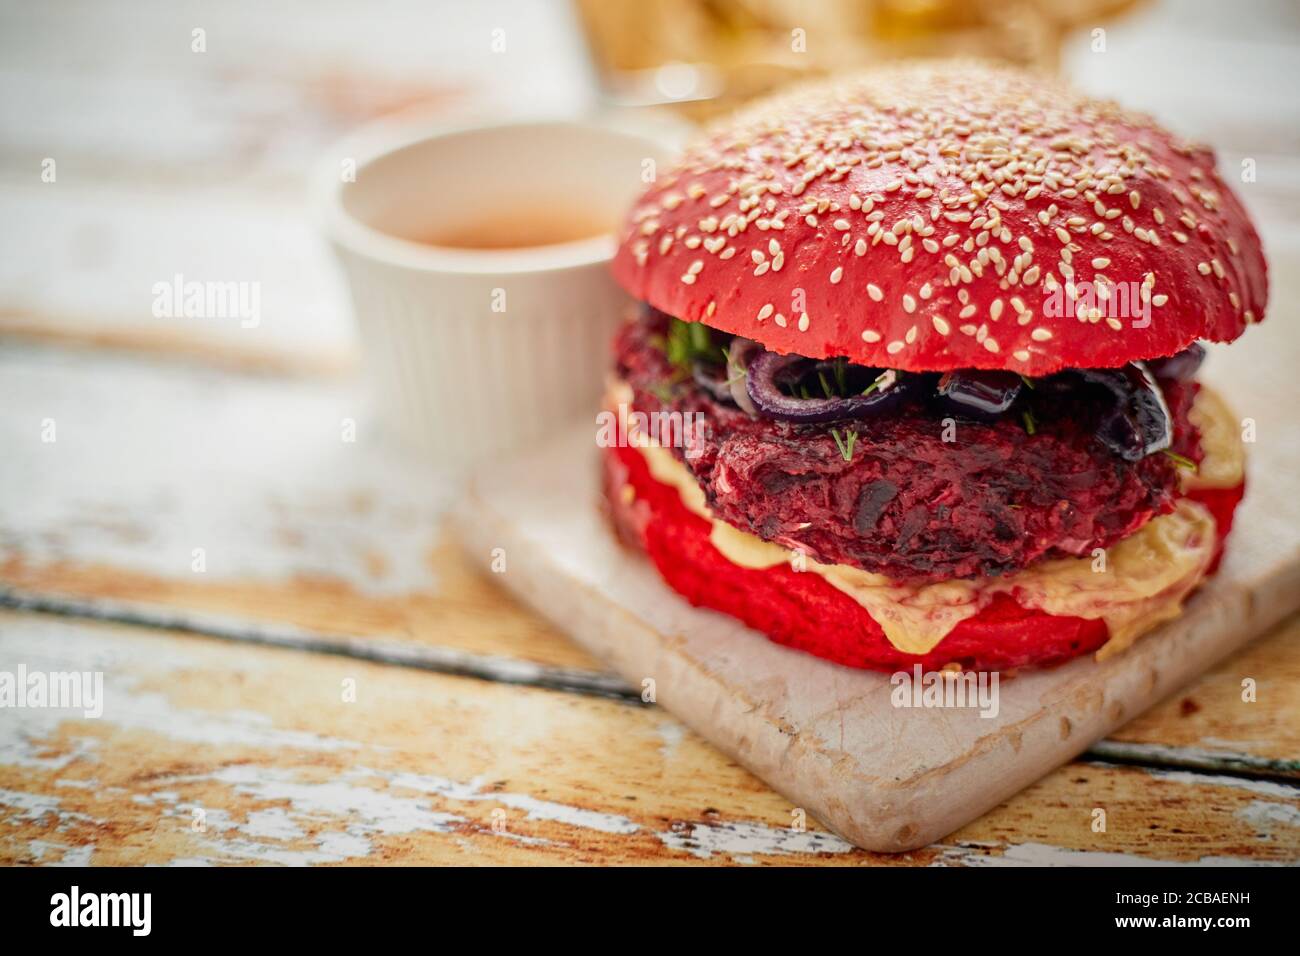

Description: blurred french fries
[576,0,1143,120]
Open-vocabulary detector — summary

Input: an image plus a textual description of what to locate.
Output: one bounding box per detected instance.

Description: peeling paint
[658,819,855,859]
[932,841,1287,867]
[387,770,641,835]
[1237,800,1300,835]
[655,720,686,760]
[0,348,447,597]
[1133,766,1300,799]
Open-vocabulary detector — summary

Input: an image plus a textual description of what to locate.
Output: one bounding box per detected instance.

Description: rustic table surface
[1,0,1297,865]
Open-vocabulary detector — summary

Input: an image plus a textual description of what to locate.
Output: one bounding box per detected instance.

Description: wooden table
[2,0,1297,866]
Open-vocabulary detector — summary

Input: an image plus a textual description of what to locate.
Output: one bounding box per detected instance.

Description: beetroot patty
[614,311,1202,585]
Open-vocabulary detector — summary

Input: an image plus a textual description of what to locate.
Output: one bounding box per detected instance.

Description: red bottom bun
[605,443,1243,673]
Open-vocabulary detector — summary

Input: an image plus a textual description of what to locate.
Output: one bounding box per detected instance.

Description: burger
[601,60,1266,673]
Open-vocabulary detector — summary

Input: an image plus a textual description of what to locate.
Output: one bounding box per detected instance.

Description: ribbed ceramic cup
[317,118,676,471]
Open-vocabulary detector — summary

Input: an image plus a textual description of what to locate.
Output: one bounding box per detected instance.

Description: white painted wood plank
[0,182,356,362]
[0,0,594,185]
[0,611,860,865]
[0,342,445,596]
[3,610,1295,865]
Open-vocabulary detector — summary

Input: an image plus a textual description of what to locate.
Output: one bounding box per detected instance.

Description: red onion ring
[1075,362,1172,461]
[726,338,760,415]
[745,350,918,423]
[935,370,1023,420]
[1146,342,1206,382]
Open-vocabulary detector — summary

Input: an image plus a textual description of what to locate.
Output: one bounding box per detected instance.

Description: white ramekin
[315,116,680,472]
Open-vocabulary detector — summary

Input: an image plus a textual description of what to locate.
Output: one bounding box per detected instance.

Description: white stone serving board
[453,397,1300,851]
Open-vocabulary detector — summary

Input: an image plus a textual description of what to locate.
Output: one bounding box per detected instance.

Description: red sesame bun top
[611,60,1267,375]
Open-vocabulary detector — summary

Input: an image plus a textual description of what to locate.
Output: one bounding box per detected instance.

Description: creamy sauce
[629,386,1241,658]
[1184,385,1245,491]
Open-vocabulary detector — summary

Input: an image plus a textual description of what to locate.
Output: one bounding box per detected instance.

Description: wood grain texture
[2,611,1295,866]
[0,344,604,673]
[1,339,1297,860]
[0,0,593,370]
[2,0,1298,865]
[1104,616,1300,775]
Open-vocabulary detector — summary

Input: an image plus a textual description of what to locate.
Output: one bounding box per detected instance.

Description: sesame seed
[774,313,787,327]
[758,303,774,320]
[861,329,881,343]
[887,340,905,354]
[797,313,810,331]
[932,316,950,335]
[630,62,1253,364]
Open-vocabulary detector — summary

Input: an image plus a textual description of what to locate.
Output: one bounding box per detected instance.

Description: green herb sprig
[830,427,859,462]
[1161,449,1198,472]
[664,318,715,372]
